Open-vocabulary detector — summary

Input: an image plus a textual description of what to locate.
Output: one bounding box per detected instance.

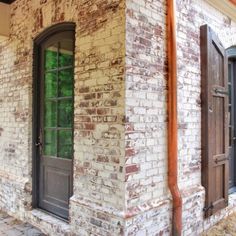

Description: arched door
[33,24,75,219]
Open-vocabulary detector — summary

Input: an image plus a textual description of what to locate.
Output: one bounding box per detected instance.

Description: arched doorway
[32,23,75,219]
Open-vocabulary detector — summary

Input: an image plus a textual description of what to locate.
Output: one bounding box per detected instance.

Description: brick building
[0,0,236,235]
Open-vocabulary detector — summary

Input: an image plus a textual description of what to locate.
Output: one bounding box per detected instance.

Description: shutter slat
[201,24,229,218]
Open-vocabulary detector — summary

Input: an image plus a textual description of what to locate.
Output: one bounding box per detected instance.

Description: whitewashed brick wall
[0,0,236,235]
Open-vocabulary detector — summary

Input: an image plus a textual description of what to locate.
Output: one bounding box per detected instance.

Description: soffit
[206,0,236,22]
[0,2,10,41]
[0,0,15,4]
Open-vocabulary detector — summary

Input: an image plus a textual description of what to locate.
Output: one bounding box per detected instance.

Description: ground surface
[0,211,45,236]
[1,210,236,236]
[203,213,236,236]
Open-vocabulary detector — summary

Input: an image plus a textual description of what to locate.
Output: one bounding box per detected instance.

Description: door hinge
[214,88,229,96]
[215,156,229,164]
[203,203,213,212]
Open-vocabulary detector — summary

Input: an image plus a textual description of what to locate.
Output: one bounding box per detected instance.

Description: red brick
[125,164,140,174]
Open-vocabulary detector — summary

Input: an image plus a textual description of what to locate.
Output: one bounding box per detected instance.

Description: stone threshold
[25,209,72,236]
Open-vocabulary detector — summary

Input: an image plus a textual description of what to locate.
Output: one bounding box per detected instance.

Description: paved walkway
[2,209,235,236]
[202,212,236,236]
[0,211,45,236]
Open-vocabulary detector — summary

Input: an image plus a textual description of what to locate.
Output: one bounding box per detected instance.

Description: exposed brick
[125,164,140,174]
[1,0,236,235]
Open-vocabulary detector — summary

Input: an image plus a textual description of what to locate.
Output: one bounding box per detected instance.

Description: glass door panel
[43,40,74,159]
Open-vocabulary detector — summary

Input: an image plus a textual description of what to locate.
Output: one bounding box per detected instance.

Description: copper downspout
[167,0,182,235]
[229,0,236,6]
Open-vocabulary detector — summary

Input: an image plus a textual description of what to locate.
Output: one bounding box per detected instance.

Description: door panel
[228,62,234,190]
[200,25,229,217]
[228,60,236,192]
[36,30,74,220]
[39,157,72,218]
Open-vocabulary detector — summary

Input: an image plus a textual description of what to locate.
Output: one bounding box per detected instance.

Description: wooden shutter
[200,25,229,217]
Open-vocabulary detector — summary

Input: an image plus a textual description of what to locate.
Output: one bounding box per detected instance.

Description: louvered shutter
[200,24,229,217]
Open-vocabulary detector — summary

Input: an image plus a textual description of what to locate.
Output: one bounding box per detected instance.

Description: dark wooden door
[36,31,74,219]
[228,60,236,192]
[201,25,229,217]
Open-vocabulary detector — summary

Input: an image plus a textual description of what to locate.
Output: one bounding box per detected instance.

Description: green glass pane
[58,100,73,127]
[58,130,72,159]
[59,40,73,67]
[44,101,57,127]
[59,69,73,97]
[228,64,232,82]
[45,45,58,70]
[44,129,56,156]
[229,84,231,103]
[45,72,57,98]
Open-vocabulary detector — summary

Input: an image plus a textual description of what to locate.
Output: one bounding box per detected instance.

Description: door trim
[227,46,236,193]
[32,22,75,209]
[227,47,236,59]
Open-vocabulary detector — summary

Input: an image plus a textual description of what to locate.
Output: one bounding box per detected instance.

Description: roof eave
[205,0,236,21]
[0,2,10,42]
[0,0,15,4]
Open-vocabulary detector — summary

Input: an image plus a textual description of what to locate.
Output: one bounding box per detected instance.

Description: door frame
[32,22,75,209]
[227,46,236,193]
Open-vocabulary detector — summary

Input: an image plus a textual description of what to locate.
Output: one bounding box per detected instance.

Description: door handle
[233,137,236,140]
[35,142,42,147]
[36,128,43,148]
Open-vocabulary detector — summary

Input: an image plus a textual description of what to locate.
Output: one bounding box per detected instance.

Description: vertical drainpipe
[167,0,182,235]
